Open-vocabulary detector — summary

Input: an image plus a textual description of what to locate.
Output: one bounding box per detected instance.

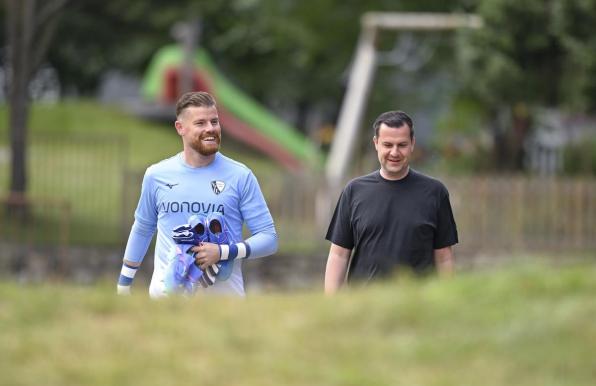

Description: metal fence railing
[2,130,594,260]
[445,175,596,254]
[0,134,128,246]
[0,193,71,276]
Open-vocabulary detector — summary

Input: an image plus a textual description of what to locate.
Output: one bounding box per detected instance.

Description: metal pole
[325,23,378,186]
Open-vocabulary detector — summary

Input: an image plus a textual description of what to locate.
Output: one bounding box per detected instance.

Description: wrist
[219,242,251,261]
[117,262,138,295]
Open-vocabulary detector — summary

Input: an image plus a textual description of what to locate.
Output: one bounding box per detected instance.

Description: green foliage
[1,262,595,385]
[43,1,472,122]
[453,0,596,172]
[563,137,596,175]
[47,1,184,92]
[458,0,596,112]
[431,97,493,174]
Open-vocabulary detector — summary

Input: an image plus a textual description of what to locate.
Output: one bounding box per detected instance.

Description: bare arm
[434,246,454,276]
[324,243,352,294]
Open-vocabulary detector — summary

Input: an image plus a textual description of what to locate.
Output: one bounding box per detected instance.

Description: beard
[190,131,221,156]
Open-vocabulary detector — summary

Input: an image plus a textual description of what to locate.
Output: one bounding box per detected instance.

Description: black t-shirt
[326,169,458,282]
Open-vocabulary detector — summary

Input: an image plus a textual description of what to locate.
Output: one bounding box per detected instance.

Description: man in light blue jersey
[117,91,278,297]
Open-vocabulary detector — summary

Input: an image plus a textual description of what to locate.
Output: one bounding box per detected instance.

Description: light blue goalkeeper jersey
[123,152,277,297]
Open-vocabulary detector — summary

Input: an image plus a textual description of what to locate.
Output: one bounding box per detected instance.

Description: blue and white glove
[167,215,215,294]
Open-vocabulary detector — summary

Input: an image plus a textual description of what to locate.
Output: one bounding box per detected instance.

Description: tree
[42,0,464,134]
[457,0,596,171]
[46,0,184,94]
[4,0,67,199]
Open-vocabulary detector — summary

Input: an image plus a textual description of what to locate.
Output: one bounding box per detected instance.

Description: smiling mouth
[200,134,219,143]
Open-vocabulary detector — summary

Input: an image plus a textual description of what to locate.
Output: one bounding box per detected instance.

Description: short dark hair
[176,91,216,117]
[373,110,414,139]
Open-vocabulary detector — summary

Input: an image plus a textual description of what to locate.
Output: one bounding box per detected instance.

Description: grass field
[1,262,595,386]
[0,102,180,244]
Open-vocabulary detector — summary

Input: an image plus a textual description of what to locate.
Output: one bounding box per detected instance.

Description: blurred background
[1,0,595,291]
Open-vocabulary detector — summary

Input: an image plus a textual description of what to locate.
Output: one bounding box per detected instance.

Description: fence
[122,170,596,257]
[1,130,595,281]
[445,175,596,254]
[0,193,71,278]
[0,134,128,246]
[0,134,128,279]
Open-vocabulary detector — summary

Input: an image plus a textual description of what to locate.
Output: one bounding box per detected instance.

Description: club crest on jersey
[211,180,225,195]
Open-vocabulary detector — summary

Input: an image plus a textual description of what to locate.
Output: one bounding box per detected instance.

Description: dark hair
[176,91,216,117]
[373,110,414,139]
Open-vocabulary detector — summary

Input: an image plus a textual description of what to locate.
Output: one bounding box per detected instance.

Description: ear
[174,120,184,136]
[411,136,416,151]
[373,135,378,150]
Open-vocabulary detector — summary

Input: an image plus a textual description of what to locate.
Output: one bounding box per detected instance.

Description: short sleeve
[325,186,354,250]
[433,190,458,249]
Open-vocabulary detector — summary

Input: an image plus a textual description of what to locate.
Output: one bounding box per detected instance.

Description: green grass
[1,262,595,386]
[0,102,181,244]
[0,101,182,168]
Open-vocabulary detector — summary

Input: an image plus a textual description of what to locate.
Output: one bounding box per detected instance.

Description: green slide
[142,45,323,170]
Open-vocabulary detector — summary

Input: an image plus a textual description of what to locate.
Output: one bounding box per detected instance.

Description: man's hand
[117,285,132,296]
[191,242,221,270]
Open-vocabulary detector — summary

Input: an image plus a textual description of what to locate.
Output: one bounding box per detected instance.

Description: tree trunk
[489,108,508,172]
[8,82,29,197]
[5,0,67,199]
[6,0,34,198]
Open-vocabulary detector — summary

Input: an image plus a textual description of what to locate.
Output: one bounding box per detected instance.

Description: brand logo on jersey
[158,201,225,215]
[211,180,225,195]
[165,183,179,189]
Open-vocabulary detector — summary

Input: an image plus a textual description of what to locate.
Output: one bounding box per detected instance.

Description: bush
[563,137,596,175]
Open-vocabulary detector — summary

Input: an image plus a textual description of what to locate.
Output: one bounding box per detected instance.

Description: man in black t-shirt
[325,111,458,293]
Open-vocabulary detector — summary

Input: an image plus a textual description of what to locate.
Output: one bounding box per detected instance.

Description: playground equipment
[140,44,323,172]
[138,13,481,179]
[326,12,483,187]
